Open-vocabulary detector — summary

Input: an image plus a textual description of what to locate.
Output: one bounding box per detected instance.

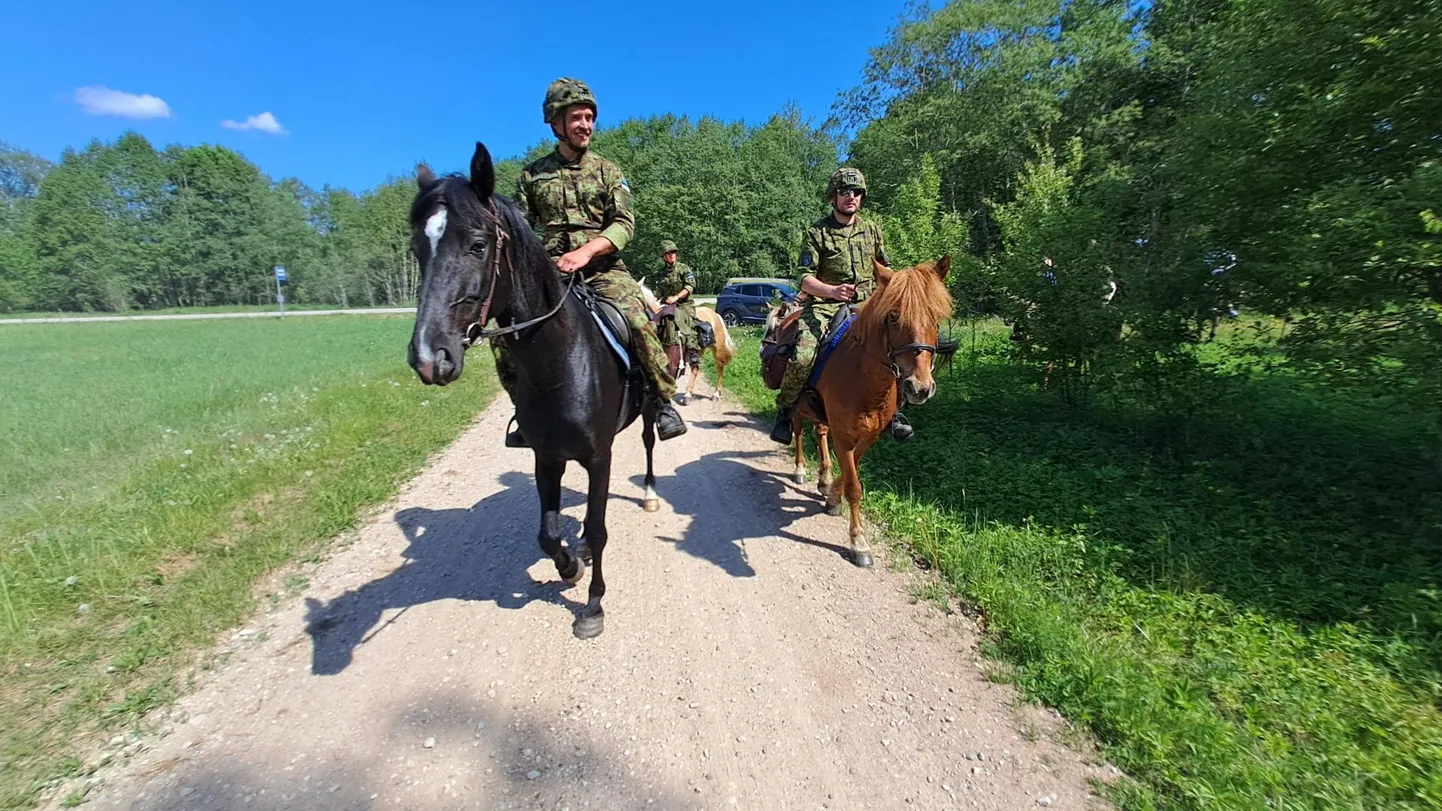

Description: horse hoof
[827,502,843,516]
[852,551,873,569]
[573,612,604,639]
[643,498,660,513]
[794,470,808,485]
[562,555,586,585]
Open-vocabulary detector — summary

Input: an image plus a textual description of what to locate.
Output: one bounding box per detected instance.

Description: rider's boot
[770,406,794,445]
[655,397,687,440]
[888,410,914,442]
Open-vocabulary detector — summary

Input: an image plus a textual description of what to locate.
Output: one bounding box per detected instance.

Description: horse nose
[409,340,457,385]
[902,377,935,404]
[434,348,456,383]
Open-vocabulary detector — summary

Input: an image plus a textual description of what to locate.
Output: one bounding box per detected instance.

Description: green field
[719,322,1442,810]
[0,303,411,320]
[0,317,495,809]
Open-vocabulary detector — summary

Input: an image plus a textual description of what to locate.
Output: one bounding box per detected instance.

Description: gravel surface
[68,385,1115,810]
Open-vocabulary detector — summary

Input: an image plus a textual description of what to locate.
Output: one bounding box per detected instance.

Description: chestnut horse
[790,257,953,567]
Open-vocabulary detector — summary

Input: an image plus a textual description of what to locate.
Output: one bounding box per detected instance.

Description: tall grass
[0,317,495,809]
[719,321,1442,810]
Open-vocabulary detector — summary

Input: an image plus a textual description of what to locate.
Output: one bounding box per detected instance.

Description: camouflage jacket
[653,261,697,313]
[515,148,636,274]
[797,214,889,303]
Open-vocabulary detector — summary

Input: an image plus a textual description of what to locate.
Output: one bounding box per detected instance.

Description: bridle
[452,199,577,347]
[881,315,937,380]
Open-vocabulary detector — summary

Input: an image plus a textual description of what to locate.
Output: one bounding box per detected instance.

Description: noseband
[883,321,936,380]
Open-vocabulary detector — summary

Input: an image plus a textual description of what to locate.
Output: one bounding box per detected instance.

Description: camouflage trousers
[775,303,836,409]
[492,268,677,402]
[657,304,698,351]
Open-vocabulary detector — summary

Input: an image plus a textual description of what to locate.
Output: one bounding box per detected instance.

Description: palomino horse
[407,142,660,639]
[639,283,735,400]
[790,257,953,567]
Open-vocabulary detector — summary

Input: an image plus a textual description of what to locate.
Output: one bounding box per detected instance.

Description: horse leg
[573,454,611,639]
[836,442,871,568]
[536,454,583,584]
[817,423,833,497]
[713,357,727,396]
[641,400,660,513]
[792,413,808,485]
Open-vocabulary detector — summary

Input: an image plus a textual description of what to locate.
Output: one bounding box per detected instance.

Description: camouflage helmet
[659,239,678,255]
[825,166,867,200]
[543,77,597,124]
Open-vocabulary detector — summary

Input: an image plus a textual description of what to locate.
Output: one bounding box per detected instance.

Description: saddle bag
[759,306,801,391]
[696,320,715,349]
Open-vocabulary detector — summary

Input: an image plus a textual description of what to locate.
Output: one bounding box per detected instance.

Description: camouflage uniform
[652,251,698,353]
[775,213,888,409]
[492,147,677,401]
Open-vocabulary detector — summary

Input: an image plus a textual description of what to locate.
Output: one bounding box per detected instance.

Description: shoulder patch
[800,251,813,268]
[619,177,631,192]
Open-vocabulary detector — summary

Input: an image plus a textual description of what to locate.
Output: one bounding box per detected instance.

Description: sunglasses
[837,188,865,198]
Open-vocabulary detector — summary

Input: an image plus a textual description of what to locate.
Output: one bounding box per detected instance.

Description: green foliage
[5,134,423,313]
[7,106,835,311]
[723,328,1442,809]
[876,154,968,268]
[0,316,496,809]
[843,0,1442,416]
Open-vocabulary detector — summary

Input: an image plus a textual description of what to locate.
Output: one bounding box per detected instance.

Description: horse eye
[468,239,487,254]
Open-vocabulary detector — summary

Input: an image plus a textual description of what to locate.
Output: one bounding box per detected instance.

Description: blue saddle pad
[806,315,854,389]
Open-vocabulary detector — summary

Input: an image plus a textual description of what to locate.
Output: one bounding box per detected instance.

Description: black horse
[407,142,659,639]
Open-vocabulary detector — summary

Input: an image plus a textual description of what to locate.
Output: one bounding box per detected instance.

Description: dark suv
[715,279,797,326]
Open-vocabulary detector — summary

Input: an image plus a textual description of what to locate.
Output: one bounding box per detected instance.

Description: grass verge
[716,320,1442,810]
[0,316,495,809]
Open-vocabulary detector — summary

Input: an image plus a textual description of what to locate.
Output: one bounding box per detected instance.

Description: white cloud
[221,111,287,135]
[74,86,172,120]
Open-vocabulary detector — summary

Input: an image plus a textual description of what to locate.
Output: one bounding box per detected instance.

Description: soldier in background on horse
[650,239,700,404]
[767,167,915,445]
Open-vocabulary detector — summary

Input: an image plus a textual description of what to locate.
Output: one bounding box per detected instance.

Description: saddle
[759,303,855,391]
[570,282,645,433]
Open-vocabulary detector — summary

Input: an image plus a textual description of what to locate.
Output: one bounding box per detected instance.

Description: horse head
[857,256,953,406]
[407,143,506,386]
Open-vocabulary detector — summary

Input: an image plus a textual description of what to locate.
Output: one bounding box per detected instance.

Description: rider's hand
[832,283,857,302]
[556,249,589,273]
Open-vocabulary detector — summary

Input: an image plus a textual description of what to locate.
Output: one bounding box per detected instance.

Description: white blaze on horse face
[414,208,448,365]
[424,208,448,258]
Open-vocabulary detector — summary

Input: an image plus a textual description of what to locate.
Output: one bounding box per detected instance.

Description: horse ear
[873,259,894,287]
[415,164,436,191]
[469,142,495,199]
[934,255,951,281]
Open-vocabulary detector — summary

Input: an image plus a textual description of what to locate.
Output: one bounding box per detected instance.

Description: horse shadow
[632,448,848,578]
[304,471,591,676]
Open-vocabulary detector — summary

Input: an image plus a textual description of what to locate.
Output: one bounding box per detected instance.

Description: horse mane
[410,174,548,269]
[850,260,954,347]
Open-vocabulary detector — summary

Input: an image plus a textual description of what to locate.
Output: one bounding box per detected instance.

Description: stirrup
[770,407,794,444]
[504,415,530,448]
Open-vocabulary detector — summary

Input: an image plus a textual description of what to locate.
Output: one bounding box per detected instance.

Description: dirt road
[74,387,1112,811]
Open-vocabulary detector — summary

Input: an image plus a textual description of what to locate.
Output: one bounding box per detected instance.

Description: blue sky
[1,0,910,193]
